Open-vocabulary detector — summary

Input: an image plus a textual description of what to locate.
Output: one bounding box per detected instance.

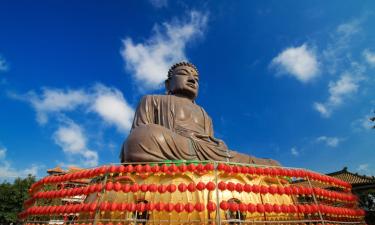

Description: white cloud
[121,11,208,89]
[356,163,374,176]
[323,19,362,74]
[149,0,167,8]
[91,85,134,133]
[12,84,134,133]
[11,84,135,168]
[271,44,319,83]
[357,163,369,172]
[363,49,375,66]
[0,55,8,72]
[316,136,342,147]
[314,73,360,117]
[291,147,299,156]
[26,89,90,124]
[352,112,375,132]
[53,120,98,167]
[0,146,42,180]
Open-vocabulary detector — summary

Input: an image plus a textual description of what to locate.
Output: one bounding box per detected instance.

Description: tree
[0,175,36,224]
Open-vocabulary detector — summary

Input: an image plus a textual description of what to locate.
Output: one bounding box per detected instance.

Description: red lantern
[169,164,178,173]
[114,182,122,192]
[235,183,243,193]
[187,163,196,172]
[140,184,148,192]
[161,164,169,173]
[109,165,117,174]
[225,165,232,173]
[148,184,157,192]
[268,186,277,195]
[187,183,196,192]
[207,202,216,212]
[136,202,146,212]
[178,183,187,192]
[196,182,205,191]
[89,202,97,212]
[105,182,113,191]
[252,185,260,193]
[135,165,143,173]
[220,201,229,210]
[196,164,205,173]
[118,165,126,174]
[122,184,131,193]
[277,186,285,195]
[264,203,273,213]
[239,203,247,212]
[130,183,139,192]
[256,204,265,213]
[241,166,249,174]
[232,165,241,173]
[146,202,155,211]
[151,165,160,173]
[297,204,306,214]
[217,163,227,172]
[167,184,177,193]
[247,203,256,213]
[248,167,256,175]
[227,182,235,192]
[263,168,271,176]
[260,185,268,194]
[99,166,108,175]
[204,163,214,171]
[127,203,136,212]
[273,204,281,213]
[178,164,187,173]
[281,204,289,213]
[126,165,134,173]
[206,181,216,191]
[100,201,109,211]
[218,181,226,191]
[110,202,118,212]
[244,184,252,193]
[174,203,184,213]
[155,202,164,211]
[195,203,205,212]
[289,205,297,213]
[229,202,239,211]
[165,203,174,212]
[185,203,195,213]
[143,164,151,173]
[158,184,167,193]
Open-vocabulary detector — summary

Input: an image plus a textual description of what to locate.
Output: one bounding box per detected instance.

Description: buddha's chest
[174,103,205,126]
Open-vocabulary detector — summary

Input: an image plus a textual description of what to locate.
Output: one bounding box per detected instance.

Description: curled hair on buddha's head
[167,61,199,79]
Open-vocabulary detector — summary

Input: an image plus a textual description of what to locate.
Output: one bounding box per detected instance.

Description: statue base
[20,161,365,224]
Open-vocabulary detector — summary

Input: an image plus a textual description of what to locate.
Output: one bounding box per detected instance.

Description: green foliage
[0,175,36,224]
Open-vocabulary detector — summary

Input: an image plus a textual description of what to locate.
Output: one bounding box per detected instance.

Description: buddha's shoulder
[139,95,170,104]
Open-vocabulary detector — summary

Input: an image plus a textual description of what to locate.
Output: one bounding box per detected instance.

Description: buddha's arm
[132,95,157,128]
[200,112,228,149]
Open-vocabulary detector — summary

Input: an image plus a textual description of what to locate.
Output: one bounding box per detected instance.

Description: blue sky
[1,0,374,180]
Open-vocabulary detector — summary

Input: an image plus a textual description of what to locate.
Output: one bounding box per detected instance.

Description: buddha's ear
[165,79,170,94]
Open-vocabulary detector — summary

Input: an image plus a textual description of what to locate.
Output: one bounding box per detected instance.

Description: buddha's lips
[187,83,196,89]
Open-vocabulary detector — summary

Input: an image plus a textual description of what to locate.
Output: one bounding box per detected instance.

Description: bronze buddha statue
[120,62,279,166]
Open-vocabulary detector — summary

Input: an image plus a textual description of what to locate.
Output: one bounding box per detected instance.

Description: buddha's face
[166,65,199,100]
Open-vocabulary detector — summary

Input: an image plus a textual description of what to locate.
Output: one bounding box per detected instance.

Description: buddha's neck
[173,94,195,103]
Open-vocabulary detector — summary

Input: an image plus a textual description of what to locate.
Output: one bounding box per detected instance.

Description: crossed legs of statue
[121,124,280,166]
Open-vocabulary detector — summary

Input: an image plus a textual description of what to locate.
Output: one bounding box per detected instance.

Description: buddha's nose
[188,76,196,83]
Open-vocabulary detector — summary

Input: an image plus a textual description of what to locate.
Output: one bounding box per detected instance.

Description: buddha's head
[165,61,199,101]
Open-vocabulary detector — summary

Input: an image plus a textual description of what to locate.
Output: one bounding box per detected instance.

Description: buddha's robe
[121,95,279,166]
